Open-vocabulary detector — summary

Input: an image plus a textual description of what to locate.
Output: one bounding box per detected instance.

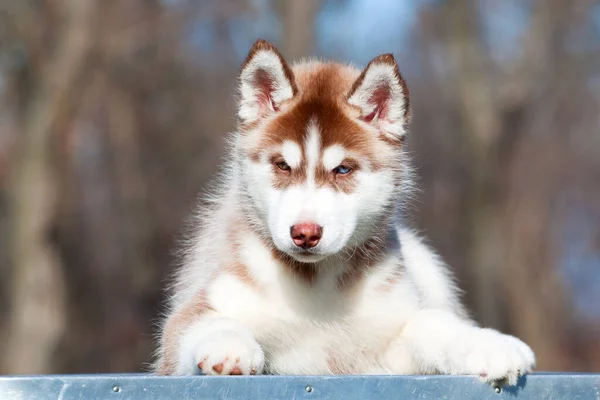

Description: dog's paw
[461,329,535,386]
[194,332,265,375]
[178,321,265,376]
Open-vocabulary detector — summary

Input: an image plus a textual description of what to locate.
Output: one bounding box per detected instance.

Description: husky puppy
[154,39,535,385]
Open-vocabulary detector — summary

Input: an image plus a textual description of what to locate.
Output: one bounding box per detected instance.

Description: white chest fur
[206,241,420,374]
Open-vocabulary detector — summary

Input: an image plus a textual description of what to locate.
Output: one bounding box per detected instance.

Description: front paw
[195,332,265,375]
[179,327,265,375]
[461,329,535,386]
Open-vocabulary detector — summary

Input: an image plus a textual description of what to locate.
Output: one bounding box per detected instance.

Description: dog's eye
[333,165,352,175]
[275,161,291,172]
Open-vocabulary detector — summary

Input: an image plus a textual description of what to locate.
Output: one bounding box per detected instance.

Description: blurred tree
[410,0,600,371]
[1,0,98,374]
[0,0,242,373]
[272,0,321,59]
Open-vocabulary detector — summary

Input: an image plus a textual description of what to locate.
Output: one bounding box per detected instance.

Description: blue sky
[189,0,419,65]
[189,0,537,70]
[315,0,418,64]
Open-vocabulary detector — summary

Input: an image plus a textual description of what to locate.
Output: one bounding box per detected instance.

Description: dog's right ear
[347,54,410,142]
[238,39,297,124]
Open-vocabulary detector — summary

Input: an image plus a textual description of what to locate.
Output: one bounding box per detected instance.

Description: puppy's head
[236,39,411,263]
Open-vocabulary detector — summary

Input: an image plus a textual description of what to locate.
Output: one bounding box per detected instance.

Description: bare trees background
[0,0,598,374]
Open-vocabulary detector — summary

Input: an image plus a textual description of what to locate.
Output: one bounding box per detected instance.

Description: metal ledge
[1,373,599,400]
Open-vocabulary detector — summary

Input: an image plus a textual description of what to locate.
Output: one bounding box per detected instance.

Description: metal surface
[1,373,599,400]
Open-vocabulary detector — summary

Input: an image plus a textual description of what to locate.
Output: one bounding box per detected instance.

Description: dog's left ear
[238,39,297,124]
[347,54,410,141]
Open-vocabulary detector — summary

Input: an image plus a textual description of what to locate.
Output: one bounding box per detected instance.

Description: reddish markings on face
[270,153,307,189]
[156,291,214,375]
[244,62,400,192]
[227,216,328,290]
[314,157,359,194]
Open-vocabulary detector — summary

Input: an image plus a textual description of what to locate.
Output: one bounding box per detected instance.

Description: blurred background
[0,0,599,375]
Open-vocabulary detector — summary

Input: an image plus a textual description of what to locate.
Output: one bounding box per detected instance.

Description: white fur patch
[400,309,535,385]
[281,140,302,169]
[304,120,321,185]
[239,233,280,286]
[322,145,346,171]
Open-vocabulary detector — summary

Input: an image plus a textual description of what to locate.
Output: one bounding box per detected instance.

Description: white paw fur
[461,329,535,385]
[177,317,265,375]
[401,309,535,385]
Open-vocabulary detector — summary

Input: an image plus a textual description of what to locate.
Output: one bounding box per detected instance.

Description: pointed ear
[347,54,410,141]
[238,39,297,124]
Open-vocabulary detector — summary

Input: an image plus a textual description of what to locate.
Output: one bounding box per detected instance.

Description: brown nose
[290,223,323,249]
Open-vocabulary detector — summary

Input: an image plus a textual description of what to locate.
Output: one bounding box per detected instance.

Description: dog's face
[237,40,410,263]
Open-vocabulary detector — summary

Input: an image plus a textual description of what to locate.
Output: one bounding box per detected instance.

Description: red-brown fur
[243,62,402,194]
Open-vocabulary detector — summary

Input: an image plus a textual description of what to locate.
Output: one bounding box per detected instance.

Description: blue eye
[333,165,352,175]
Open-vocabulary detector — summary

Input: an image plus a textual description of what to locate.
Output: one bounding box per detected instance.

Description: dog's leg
[178,315,264,375]
[156,308,264,376]
[385,309,535,385]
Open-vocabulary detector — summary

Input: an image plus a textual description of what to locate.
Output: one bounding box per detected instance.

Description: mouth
[287,249,328,263]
